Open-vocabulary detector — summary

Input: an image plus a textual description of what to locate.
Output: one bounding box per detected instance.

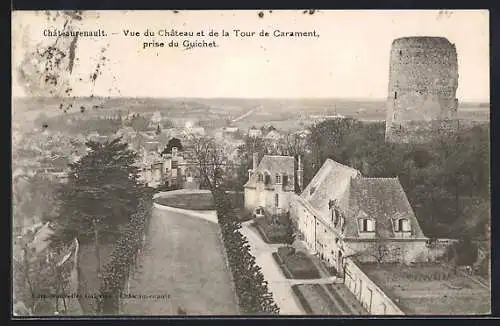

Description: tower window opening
[394,92,397,100]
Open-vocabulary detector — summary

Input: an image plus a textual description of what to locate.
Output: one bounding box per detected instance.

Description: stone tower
[385,36,459,143]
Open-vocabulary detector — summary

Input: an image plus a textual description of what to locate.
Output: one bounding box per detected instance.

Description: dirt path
[239,222,311,315]
[121,205,238,315]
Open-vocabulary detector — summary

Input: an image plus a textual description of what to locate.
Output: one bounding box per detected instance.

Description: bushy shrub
[254,217,288,243]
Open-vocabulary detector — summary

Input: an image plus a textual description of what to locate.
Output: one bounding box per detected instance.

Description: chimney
[172,147,178,157]
[252,152,259,170]
[248,152,259,180]
[297,155,303,192]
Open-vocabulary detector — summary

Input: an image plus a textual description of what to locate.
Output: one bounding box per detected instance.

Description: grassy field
[122,206,239,315]
[154,191,243,212]
[274,247,320,279]
[154,192,215,211]
[253,216,289,244]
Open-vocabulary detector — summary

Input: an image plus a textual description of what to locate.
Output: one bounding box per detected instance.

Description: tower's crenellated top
[392,36,455,46]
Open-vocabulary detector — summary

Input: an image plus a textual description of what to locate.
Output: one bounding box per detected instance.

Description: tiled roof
[345,177,426,238]
[300,159,361,215]
[299,159,425,240]
[244,155,295,188]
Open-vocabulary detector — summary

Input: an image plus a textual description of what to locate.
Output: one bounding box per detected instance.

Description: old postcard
[11,10,490,317]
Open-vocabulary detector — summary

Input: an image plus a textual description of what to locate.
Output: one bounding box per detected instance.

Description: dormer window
[394,218,411,232]
[275,174,281,184]
[359,218,375,233]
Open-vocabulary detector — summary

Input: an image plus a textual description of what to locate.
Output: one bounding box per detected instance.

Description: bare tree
[360,237,402,264]
[187,135,231,193]
[278,132,308,157]
[13,233,76,316]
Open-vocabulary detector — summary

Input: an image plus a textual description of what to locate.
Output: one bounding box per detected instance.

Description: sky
[11,10,489,101]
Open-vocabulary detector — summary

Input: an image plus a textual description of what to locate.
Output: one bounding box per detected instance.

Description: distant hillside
[13,97,489,128]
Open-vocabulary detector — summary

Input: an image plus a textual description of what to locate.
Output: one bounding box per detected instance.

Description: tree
[446,236,479,267]
[155,124,161,136]
[352,236,401,265]
[14,235,77,316]
[161,137,183,155]
[366,239,394,264]
[306,118,490,239]
[277,132,308,157]
[188,135,231,193]
[127,114,150,132]
[49,137,146,313]
[284,217,295,247]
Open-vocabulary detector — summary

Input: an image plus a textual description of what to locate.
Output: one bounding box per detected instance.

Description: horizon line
[11,95,490,103]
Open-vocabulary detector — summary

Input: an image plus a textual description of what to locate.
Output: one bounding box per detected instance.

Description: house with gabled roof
[244,154,300,216]
[290,158,430,276]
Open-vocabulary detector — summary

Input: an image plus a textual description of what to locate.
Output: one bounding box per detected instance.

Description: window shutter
[366,219,375,232]
[393,219,400,232]
[265,174,271,185]
[402,219,411,232]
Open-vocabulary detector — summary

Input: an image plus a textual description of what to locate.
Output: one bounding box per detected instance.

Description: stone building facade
[289,159,431,276]
[385,36,460,143]
[244,154,301,216]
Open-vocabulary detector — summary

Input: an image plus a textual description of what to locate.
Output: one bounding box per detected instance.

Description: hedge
[213,190,279,315]
[99,194,153,314]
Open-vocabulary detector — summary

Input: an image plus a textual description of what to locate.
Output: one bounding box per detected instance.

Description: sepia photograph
[11,9,490,317]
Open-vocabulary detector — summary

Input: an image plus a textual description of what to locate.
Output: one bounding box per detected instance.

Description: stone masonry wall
[385,37,460,143]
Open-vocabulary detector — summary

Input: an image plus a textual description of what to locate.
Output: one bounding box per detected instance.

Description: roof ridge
[325,158,361,172]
